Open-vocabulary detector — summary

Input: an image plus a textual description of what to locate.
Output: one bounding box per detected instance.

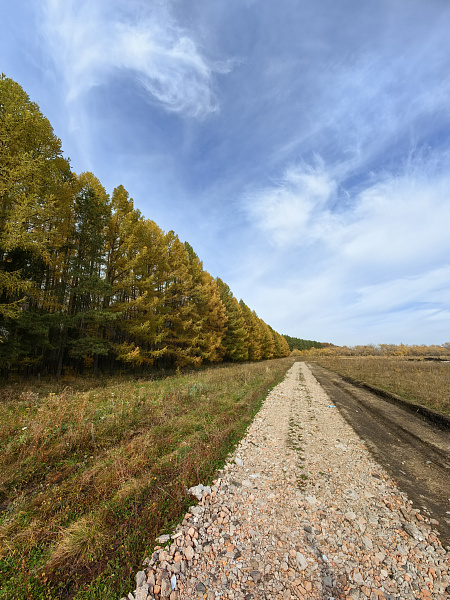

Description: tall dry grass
[313,356,450,416]
[0,358,292,600]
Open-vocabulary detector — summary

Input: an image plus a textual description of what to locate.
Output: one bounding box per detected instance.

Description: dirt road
[308,362,450,548]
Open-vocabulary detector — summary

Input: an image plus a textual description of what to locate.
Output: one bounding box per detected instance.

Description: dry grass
[46,516,108,571]
[313,356,450,416]
[0,358,292,599]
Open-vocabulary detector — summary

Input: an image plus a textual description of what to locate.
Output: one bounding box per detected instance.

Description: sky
[1,0,450,346]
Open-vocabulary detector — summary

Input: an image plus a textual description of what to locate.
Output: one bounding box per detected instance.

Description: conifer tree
[158,232,204,366]
[278,333,291,357]
[216,278,248,361]
[102,185,145,372]
[184,243,227,363]
[269,326,282,358]
[239,301,263,361]
[0,75,73,372]
[259,320,276,360]
[63,173,111,374]
[198,271,228,362]
[113,218,166,368]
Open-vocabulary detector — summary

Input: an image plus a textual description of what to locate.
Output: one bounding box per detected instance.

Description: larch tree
[158,232,205,367]
[278,333,291,357]
[197,270,228,362]
[184,243,227,363]
[239,301,263,361]
[103,185,145,373]
[0,75,73,373]
[259,320,276,360]
[216,278,249,361]
[64,172,111,375]
[115,218,167,368]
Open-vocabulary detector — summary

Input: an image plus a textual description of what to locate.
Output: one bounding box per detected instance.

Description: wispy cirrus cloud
[244,160,338,246]
[245,146,450,258]
[41,0,231,117]
[274,25,450,184]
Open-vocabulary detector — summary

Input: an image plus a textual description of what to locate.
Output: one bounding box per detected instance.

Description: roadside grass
[0,358,293,600]
[312,356,450,416]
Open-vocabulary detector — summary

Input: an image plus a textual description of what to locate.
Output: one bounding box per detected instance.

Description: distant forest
[0,76,291,377]
[283,335,323,351]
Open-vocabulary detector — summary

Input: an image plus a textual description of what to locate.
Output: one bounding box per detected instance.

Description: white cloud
[239,262,450,346]
[246,150,450,260]
[237,151,450,345]
[244,161,337,246]
[338,167,450,275]
[353,266,450,317]
[41,0,229,117]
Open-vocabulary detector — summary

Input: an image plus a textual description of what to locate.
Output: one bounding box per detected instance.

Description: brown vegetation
[310,355,450,416]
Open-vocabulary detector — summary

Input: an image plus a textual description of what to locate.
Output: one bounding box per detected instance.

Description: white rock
[156,534,171,544]
[188,484,211,500]
[305,495,319,506]
[344,489,359,500]
[362,535,373,550]
[404,523,425,541]
[134,585,149,600]
[353,572,364,585]
[296,552,307,570]
[135,571,146,588]
[190,506,204,516]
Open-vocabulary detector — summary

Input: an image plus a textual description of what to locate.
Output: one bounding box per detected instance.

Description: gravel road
[125,362,450,600]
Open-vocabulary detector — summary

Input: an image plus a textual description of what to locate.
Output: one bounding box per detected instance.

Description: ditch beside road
[308,362,450,548]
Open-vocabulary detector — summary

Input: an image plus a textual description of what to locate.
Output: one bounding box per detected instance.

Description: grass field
[312,356,450,416]
[0,358,292,599]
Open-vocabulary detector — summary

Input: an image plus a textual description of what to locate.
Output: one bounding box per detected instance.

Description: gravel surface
[124,362,449,600]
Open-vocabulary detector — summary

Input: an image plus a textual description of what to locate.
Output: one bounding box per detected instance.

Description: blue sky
[2,0,450,346]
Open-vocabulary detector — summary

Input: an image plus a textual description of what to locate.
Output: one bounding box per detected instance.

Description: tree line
[296,343,450,358]
[0,76,290,377]
[282,335,323,351]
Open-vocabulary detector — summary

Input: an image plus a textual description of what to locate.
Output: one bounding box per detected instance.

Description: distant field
[312,356,450,416]
[0,358,292,600]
